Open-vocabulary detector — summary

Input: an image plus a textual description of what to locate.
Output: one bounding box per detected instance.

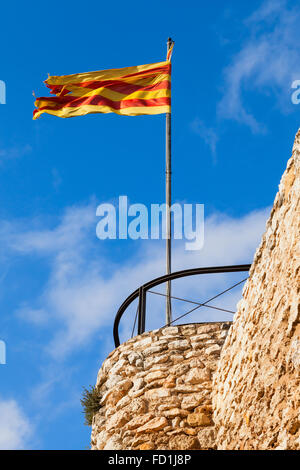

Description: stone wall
[212,129,300,450]
[91,322,231,450]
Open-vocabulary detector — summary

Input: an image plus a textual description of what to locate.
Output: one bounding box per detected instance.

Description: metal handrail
[113,264,251,347]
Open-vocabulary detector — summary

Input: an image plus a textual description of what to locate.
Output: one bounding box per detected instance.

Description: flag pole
[165,37,173,325]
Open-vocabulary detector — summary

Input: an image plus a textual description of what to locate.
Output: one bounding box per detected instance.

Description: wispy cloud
[0,144,32,164]
[15,306,49,326]
[0,397,33,449]
[51,168,62,191]
[190,118,219,163]
[218,0,300,131]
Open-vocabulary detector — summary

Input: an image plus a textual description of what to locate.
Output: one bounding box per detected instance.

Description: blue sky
[0,0,299,449]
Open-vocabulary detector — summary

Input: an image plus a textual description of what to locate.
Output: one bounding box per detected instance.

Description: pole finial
[166,38,174,61]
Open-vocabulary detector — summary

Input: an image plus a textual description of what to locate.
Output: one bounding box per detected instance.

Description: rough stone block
[136,417,168,434]
[187,412,212,427]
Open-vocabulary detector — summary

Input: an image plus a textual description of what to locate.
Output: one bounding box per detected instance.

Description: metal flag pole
[165,37,173,325]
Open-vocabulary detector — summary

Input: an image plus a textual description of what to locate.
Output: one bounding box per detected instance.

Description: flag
[33,57,172,120]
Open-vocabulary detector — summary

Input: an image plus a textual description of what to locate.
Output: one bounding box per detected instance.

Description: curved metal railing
[113,264,251,347]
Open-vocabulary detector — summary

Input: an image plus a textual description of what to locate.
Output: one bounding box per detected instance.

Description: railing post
[137,286,146,335]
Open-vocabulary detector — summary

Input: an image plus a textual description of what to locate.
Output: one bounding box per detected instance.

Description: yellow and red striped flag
[33,53,172,120]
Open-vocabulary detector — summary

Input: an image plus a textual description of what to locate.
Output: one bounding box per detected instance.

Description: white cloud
[0,398,32,450]
[1,202,270,357]
[7,203,95,257]
[218,0,300,131]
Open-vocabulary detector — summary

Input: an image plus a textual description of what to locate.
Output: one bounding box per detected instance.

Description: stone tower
[91,129,300,450]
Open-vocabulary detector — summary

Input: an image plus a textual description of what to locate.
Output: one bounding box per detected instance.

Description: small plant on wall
[81,385,102,426]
